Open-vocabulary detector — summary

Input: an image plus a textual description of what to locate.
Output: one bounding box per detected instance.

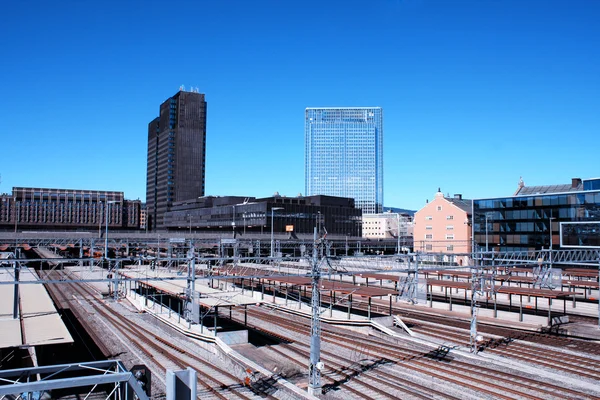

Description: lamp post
[270,207,284,257]
[345,234,349,256]
[549,216,555,269]
[396,213,401,255]
[549,217,555,250]
[232,205,236,237]
[104,200,118,260]
[317,211,322,234]
[484,212,493,253]
[13,199,19,234]
[188,213,192,235]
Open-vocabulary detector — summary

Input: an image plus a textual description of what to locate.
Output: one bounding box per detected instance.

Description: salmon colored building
[413,189,472,265]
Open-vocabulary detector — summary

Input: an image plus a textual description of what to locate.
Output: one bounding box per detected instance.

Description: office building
[362,212,413,240]
[0,187,141,231]
[473,177,600,252]
[140,203,147,231]
[146,88,207,230]
[413,190,472,265]
[305,107,383,214]
[162,193,362,237]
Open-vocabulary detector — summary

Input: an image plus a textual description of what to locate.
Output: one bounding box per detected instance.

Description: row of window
[423,244,456,251]
[425,215,454,220]
[477,192,600,209]
[425,234,455,239]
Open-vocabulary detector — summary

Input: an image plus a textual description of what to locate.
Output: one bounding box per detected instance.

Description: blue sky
[0,0,598,211]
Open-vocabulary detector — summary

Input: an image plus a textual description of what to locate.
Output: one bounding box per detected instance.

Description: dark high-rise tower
[146,89,207,230]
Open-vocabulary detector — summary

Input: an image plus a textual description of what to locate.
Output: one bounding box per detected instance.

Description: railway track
[405,317,600,382]
[235,306,598,400]
[45,269,277,400]
[350,295,600,355]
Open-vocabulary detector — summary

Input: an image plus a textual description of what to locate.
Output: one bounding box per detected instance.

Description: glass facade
[583,178,600,191]
[473,189,600,252]
[561,222,600,248]
[305,107,383,214]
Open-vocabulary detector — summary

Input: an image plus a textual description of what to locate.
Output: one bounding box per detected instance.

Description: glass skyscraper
[305,107,383,214]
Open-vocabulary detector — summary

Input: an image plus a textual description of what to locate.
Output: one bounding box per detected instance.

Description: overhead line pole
[308,227,322,396]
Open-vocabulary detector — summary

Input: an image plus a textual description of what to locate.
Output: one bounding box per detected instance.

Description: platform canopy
[0,267,73,349]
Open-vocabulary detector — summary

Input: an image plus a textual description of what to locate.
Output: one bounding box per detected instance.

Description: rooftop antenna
[179,85,185,91]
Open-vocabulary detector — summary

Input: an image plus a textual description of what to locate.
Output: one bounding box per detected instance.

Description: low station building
[162,194,362,237]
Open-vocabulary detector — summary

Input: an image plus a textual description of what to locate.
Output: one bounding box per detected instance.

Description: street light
[484,212,493,253]
[549,217,555,250]
[187,213,192,235]
[396,213,401,255]
[270,207,284,257]
[104,200,118,260]
[13,199,19,234]
[232,205,236,237]
[243,212,247,235]
[345,234,349,256]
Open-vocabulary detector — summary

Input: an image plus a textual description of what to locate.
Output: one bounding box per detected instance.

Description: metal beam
[0,361,149,400]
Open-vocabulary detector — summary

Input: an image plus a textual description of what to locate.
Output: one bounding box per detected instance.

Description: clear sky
[1,0,598,211]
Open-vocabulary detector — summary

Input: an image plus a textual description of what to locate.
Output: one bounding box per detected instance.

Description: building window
[425,234,433,239]
[446,234,454,240]
[437,206,442,211]
[425,215,432,220]
[425,244,433,251]
[447,245,454,251]
[447,215,454,220]
[446,225,454,230]
[426,225,432,230]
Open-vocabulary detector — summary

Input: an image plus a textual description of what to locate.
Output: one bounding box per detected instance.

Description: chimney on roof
[454,194,462,200]
[572,178,582,189]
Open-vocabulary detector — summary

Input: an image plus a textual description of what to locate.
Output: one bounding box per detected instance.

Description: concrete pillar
[494,293,497,318]
[214,306,218,335]
[429,285,433,308]
[347,294,352,319]
[519,295,523,322]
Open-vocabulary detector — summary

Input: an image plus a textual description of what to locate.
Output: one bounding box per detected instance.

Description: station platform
[0,267,73,349]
